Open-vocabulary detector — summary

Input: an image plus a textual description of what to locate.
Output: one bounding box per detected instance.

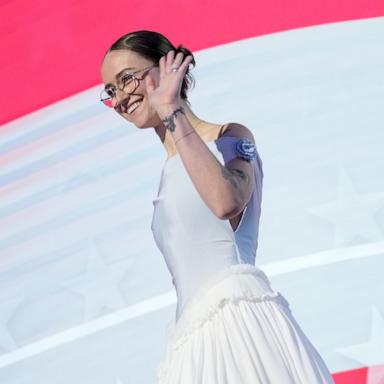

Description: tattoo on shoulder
[162,106,185,132]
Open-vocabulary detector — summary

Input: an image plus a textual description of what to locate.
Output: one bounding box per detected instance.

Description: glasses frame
[100,64,157,108]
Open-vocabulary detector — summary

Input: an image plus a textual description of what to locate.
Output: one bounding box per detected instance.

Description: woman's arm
[158,104,255,219]
[146,50,255,218]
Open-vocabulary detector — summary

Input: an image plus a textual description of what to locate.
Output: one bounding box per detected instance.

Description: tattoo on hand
[162,106,185,132]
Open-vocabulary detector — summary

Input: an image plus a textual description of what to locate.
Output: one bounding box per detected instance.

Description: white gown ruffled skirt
[157,264,334,383]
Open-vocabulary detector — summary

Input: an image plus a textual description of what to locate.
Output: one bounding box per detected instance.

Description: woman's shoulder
[218,122,256,144]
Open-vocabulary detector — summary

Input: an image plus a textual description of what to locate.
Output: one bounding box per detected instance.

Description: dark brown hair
[104,30,196,103]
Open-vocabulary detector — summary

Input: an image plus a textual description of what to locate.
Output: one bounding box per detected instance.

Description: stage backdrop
[1,1,384,383]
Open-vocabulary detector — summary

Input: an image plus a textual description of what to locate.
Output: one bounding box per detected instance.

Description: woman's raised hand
[145,50,193,112]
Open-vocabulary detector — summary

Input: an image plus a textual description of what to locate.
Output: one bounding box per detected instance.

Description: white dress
[151,135,334,383]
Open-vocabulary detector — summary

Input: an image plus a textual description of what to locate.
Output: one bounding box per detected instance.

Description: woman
[100,30,334,383]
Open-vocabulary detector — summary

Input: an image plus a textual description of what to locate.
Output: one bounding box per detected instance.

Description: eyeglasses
[100,64,157,108]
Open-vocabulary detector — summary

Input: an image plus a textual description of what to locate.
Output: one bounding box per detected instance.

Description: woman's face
[101,49,161,129]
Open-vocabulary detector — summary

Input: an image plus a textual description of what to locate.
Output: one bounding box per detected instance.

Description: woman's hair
[104,30,196,103]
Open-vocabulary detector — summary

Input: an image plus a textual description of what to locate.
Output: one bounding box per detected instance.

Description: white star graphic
[60,238,134,322]
[0,296,24,352]
[115,376,124,384]
[336,305,384,384]
[307,167,384,247]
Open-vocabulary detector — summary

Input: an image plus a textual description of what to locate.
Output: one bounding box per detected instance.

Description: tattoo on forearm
[162,106,185,132]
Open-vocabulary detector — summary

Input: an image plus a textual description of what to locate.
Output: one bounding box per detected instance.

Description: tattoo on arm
[222,168,249,190]
[213,157,250,190]
[162,106,185,132]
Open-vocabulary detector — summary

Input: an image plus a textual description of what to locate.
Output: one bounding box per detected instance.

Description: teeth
[127,101,142,114]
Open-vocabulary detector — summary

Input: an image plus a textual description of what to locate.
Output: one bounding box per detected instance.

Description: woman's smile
[127,99,143,114]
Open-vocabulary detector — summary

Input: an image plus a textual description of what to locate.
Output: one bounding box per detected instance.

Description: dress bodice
[151,136,264,320]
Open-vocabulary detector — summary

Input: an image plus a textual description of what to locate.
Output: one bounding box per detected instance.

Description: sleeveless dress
[151,135,334,384]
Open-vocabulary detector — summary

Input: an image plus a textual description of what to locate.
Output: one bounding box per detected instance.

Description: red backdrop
[1,0,383,125]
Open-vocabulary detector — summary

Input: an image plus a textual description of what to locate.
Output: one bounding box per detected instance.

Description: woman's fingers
[172,52,184,70]
[149,50,193,107]
[161,50,193,75]
[165,50,175,71]
[179,55,193,73]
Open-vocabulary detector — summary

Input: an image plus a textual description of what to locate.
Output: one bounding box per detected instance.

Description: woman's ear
[145,70,157,94]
